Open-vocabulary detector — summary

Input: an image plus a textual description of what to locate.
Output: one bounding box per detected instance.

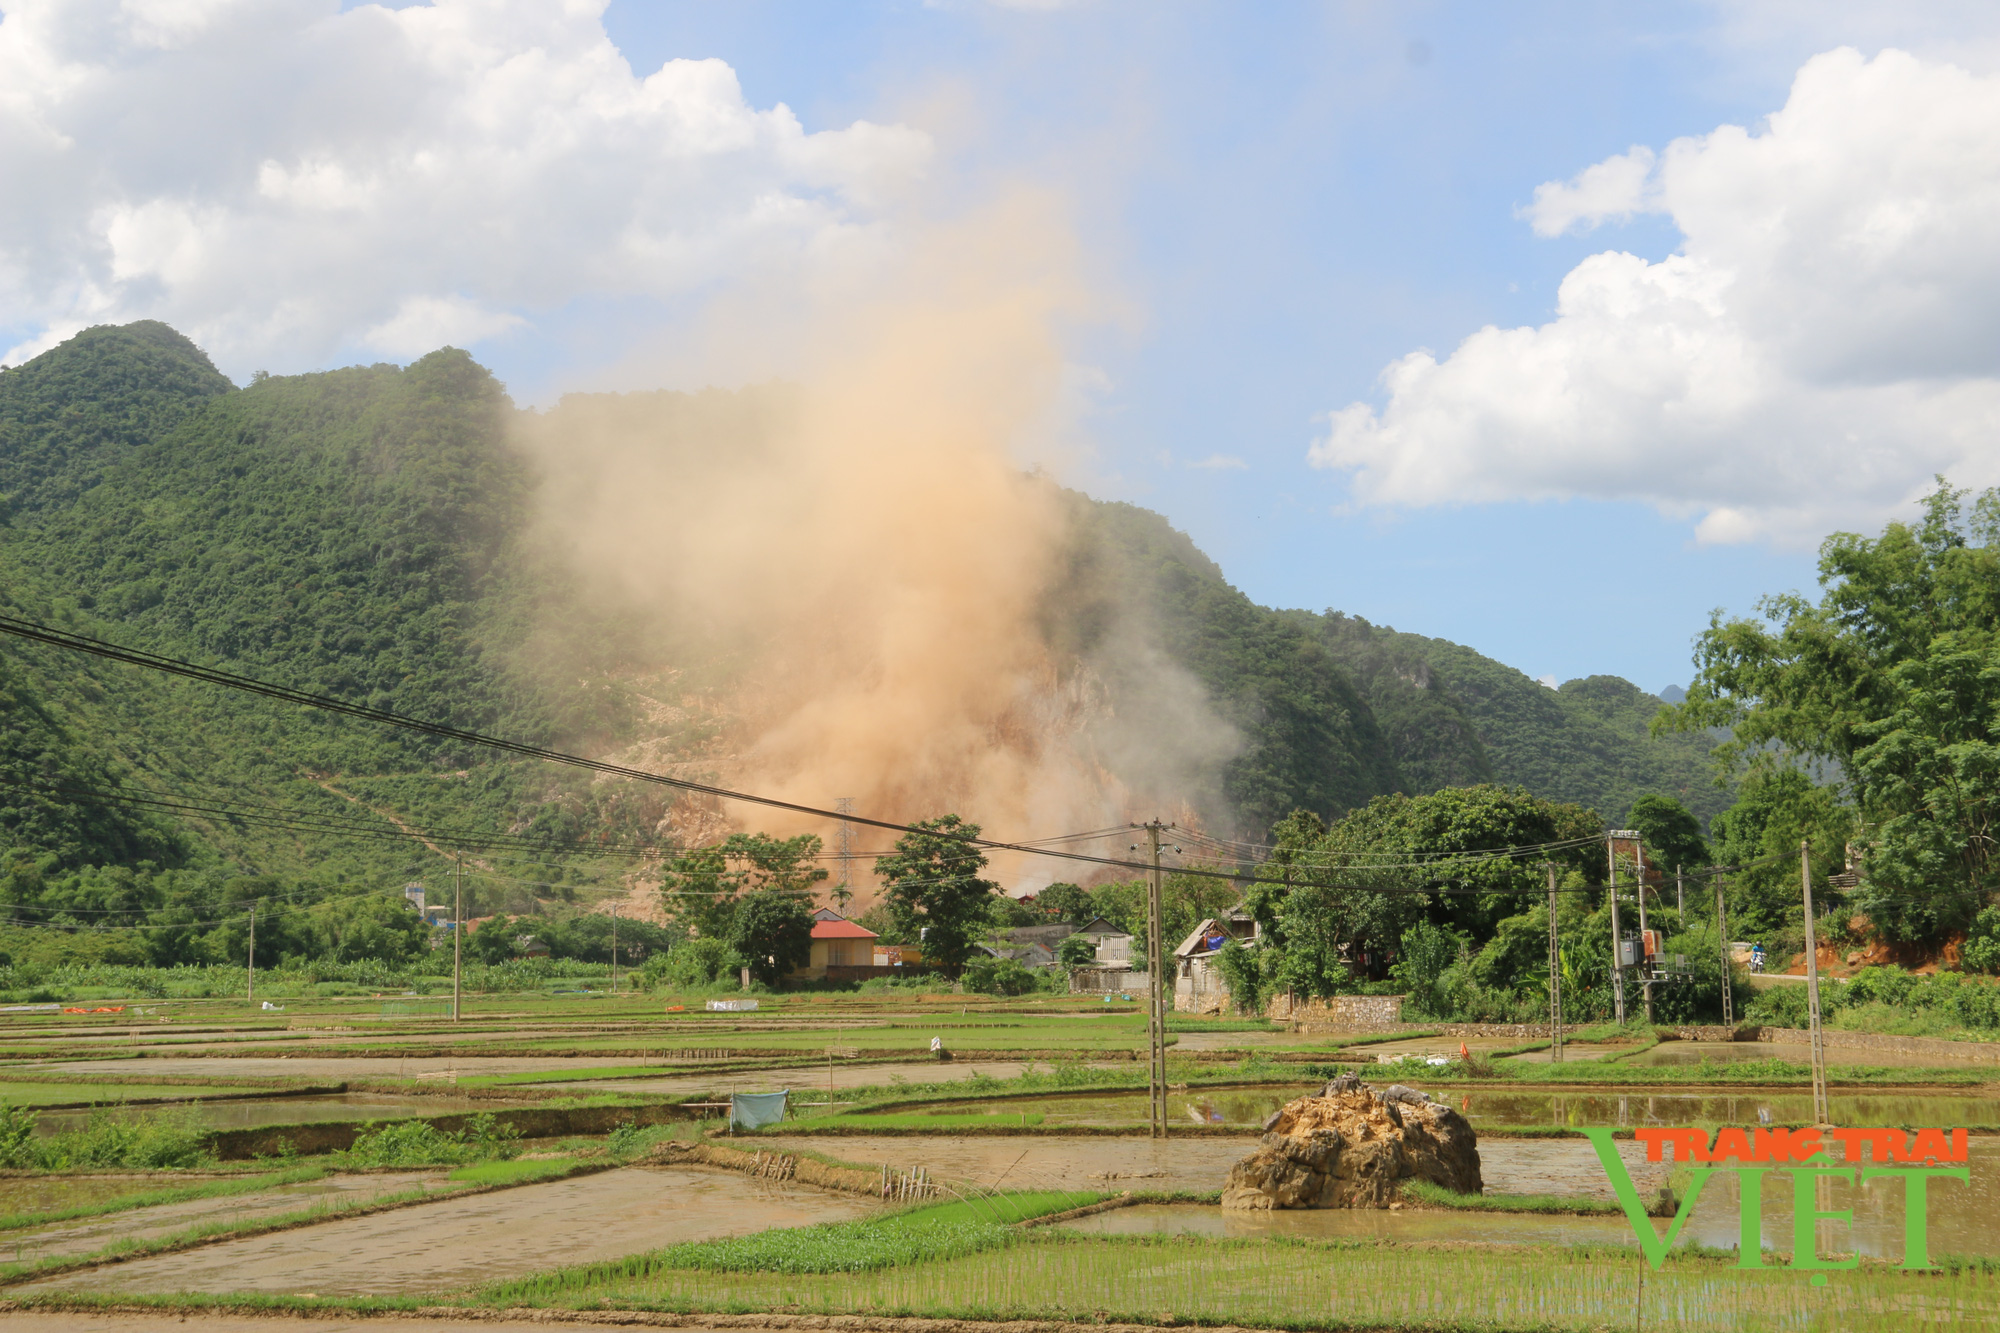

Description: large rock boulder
[1221,1083,1481,1210]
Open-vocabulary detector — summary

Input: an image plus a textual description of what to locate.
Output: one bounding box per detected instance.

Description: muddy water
[544,1059,1127,1099]
[0,1175,181,1218]
[0,1172,441,1262]
[1626,1041,1997,1070]
[33,1093,526,1135]
[22,1165,878,1296]
[758,1132,1254,1194]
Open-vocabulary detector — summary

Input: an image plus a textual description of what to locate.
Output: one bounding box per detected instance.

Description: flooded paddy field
[32,1092,532,1136]
[19,1165,878,1297]
[882,1081,2000,1131]
[0,1170,442,1263]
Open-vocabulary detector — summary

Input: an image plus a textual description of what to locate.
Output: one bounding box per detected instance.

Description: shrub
[344,1113,519,1167]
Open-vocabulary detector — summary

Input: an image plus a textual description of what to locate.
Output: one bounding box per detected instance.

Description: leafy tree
[1391,919,1464,1019]
[963,955,1038,995]
[729,888,814,987]
[658,833,828,941]
[467,914,525,965]
[1212,938,1272,1015]
[873,814,998,976]
[1034,882,1094,926]
[1625,794,1709,877]
[1057,933,1098,966]
[315,893,429,963]
[1668,480,2000,943]
[1707,769,1858,943]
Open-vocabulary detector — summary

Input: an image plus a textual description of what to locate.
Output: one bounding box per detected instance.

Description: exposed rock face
[1221,1084,1481,1210]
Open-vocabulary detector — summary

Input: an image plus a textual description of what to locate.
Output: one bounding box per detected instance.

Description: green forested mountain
[0,322,1722,964]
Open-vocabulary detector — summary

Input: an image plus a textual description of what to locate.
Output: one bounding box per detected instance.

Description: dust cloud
[512,196,1236,895]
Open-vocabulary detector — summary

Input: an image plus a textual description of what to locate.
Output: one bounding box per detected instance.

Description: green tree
[1667,480,2000,942]
[1057,934,1099,966]
[1625,794,1709,877]
[1707,769,1857,942]
[873,814,998,976]
[729,889,814,988]
[658,833,828,941]
[1034,882,1094,926]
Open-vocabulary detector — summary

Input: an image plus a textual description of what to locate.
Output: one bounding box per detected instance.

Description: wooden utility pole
[1800,840,1829,1124]
[452,855,463,1024]
[1546,862,1563,1063]
[247,904,256,1002]
[1136,820,1173,1140]
[1715,868,1733,1026]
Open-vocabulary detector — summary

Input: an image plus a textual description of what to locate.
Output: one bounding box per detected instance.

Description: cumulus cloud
[0,0,930,374]
[1311,47,2000,546]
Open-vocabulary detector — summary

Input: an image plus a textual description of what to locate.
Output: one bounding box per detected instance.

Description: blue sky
[7,1,1998,696]
[577,2,1987,693]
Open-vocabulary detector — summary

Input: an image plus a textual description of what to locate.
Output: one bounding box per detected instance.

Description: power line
[0,613,1669,899]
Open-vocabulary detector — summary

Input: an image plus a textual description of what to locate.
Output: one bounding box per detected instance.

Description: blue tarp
[730,1091,788,1130]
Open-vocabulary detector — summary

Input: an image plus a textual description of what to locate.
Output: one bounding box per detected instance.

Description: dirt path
[17,1166,876,1297]
[0,1172,442,1263]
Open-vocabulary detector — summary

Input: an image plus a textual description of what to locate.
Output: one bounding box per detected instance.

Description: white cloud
[1187,453,1248,471]
[1311,47,2000,546]
[1536,674,1558,690]
[0,0,931,375]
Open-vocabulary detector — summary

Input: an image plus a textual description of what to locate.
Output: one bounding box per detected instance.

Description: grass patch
[0,1106,212,1170]
[1398,1178,1621,1215]
[473,1230,2000,1331]
[446,1158,583,1187]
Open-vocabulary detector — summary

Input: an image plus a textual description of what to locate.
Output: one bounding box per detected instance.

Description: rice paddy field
[0,988,1992,1331]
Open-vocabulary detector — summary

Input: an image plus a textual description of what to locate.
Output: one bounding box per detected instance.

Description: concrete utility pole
[1801,840,1830,1125]
[1607,835,1628,1024]
[452,855,463,1024]
[246,904,255,1002]
[1135,820,1174,1140]
[1546,862,1563,1063]
[1676,864,1684,918]
[1635,843,1654,1023]
[610,904,619,995]
[1715,868,1733,1026]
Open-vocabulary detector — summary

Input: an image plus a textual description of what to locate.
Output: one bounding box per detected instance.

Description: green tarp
[731,1091,788,1130]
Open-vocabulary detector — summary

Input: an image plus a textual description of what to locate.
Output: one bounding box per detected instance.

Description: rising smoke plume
[511,196,1238,894]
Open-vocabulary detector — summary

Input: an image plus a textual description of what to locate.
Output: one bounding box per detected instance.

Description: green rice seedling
[1397,1178,1620,1215]
[446,1158,578,1187]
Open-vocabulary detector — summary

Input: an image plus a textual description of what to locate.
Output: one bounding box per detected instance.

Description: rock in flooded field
[1220,1082,1481,1210]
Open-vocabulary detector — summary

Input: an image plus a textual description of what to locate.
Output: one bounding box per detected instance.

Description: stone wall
[1070,968,1149,994]
[1742,1026,2000,1063]
[1270,993,1407,1030]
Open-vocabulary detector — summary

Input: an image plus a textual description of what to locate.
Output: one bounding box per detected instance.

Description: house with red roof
[799,914,878,978]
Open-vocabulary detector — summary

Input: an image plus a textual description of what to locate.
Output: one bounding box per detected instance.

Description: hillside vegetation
[0,322,1720,966]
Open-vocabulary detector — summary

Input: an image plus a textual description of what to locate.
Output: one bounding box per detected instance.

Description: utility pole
[1714,867,1733,1026]
[1135,820,1173,1141]
[1607,834,1628,1024]
[1801,840,1829,1125]
[247,904,256,1003]
[610,904,619,995]
[452,855,463,1024]
[1634,840,1653,1023]
[1546,862,1563,1063]
[833,798,857,913]
[1676,864,1684,918]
